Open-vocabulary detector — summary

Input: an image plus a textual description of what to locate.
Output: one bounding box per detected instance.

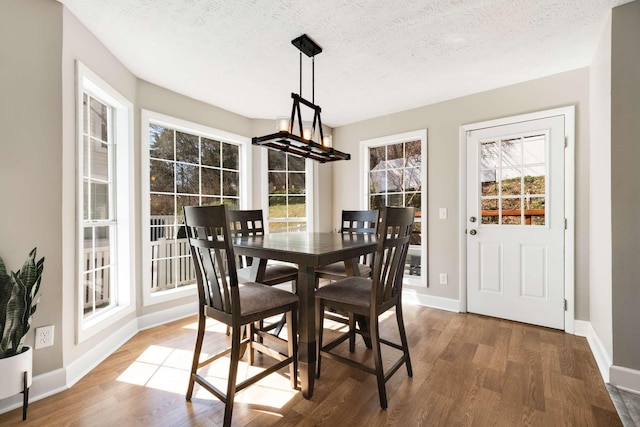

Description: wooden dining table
[232,231,377,399]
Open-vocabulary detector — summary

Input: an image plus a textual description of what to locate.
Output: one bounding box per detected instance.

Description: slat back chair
[183,205,298,427]
[315,209,380,284]
[315,206,415,409]
[229,209,298,289]
[229,209,298,337]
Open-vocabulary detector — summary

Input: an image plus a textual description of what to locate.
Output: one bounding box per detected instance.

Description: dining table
[232,231,378,399]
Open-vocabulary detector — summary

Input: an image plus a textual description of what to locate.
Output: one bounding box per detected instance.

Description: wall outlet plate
[35,325,54,349]
[439,273,448,285]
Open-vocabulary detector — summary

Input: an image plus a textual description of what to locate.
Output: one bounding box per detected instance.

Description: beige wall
[0,0,64,374]
[333,69,591,318]
[611,0,640,370]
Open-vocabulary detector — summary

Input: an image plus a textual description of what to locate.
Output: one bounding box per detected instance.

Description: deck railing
[83,230,196,308]
[83,247,111,310]
[481,209,545,225]
[149,238,196,293]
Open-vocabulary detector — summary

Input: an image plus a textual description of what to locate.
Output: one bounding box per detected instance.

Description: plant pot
[0,346,32,400]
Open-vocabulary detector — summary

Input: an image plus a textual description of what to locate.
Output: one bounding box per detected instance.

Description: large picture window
[142,111,250,304]
[362,130,427,283]
[77,63,134,340]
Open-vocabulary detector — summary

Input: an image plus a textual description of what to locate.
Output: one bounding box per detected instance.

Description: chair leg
[286,309,298,389]
[186,314,206,400]
[348,314,356,353]
[370,316,388,410]
[273,314,287,337]
[315,298,324,379]
[396,303,413,377]
[224,324,242,427]
[247,323,255,365]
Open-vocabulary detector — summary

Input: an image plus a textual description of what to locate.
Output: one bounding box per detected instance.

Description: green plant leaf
[0,256,11,340]
[0,248,44,357]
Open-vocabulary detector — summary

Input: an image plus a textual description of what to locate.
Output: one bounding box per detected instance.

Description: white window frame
[260,149,315,232]
[360,129,428,287]
[141,110,251,306]
[76,62,135,342]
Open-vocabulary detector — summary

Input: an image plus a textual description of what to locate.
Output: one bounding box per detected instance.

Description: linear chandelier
[252,34,351,163]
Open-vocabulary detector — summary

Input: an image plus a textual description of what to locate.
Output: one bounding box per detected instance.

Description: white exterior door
[466,115,565,329]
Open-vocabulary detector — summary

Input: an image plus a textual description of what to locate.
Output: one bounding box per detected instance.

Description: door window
[480,133,547,226]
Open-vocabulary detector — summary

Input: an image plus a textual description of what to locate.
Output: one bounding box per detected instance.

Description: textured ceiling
[59,0,628,127]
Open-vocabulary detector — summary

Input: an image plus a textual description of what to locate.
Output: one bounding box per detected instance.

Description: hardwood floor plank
[0,305,622,426]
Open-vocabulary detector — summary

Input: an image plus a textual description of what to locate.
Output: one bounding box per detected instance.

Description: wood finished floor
[0,305,621,426]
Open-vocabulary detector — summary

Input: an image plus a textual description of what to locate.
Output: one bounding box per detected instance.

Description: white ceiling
[60,0,627,127]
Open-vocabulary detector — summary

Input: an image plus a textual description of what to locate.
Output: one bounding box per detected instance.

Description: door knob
[470,216,477,223]
[469,229,477,235]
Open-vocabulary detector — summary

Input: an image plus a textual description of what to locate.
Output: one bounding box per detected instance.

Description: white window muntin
[360,129,428,286]
[76,62,135,342]
[141,110,251,306]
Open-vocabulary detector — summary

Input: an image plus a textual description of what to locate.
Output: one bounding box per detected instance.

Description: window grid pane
[267,151,307,233]
[148,125,241,293]
[367,140,422,277]
[479,133,547,226]
[82,94,115,319]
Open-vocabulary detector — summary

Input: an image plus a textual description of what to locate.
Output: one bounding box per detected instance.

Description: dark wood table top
[232,232,377,267]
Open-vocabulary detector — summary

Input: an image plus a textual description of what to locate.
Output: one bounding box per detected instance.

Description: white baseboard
[137,301,197,331]
[574,320,612,383]
[403,290,459,312]
[66,318,139,388]
[610,365,640,395]
[573,320,640,394]
[0,302,197,416]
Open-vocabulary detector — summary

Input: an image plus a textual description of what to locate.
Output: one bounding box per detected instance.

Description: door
[466,115,565,329]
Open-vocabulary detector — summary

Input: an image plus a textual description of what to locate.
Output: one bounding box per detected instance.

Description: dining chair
[229,209,298,290]
[315,210,379,345]
[315,209,379,285]
[229,209,298,336]
[315,206,415,409]
[183,205,298,427]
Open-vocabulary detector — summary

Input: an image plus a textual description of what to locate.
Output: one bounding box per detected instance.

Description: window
[361,130,427,283]
[266,150,309,232]
[141,111,250,305]
[77,62,134,340]
[480,133,547,225]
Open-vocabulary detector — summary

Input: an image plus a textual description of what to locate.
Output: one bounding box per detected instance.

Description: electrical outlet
[439,273,448,285]
[35,325,54,349]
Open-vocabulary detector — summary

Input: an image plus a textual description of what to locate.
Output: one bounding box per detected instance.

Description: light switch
[439,208,448,219]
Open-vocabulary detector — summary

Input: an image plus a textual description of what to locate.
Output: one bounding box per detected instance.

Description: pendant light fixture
[252,34,351,163]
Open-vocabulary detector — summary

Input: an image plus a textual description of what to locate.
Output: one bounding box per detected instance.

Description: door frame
[458,106,575,333]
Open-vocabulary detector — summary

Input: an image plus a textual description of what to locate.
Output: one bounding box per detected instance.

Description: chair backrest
[371,206,415,308]
[341,210,379,235]
[183,204,239,317]
[340,210,380,266]
[228,209,266,237]
[228,209,266,268]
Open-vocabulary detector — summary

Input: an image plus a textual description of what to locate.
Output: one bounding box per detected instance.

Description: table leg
[297,264,316,398]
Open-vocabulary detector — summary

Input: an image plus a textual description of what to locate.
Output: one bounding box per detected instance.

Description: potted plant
[0,247,44,420]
